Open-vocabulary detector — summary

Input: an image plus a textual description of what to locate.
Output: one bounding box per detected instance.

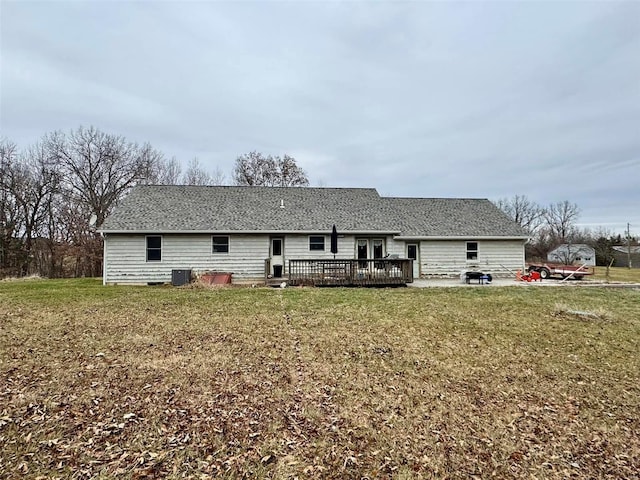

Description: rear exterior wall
[418,240,525,278]
[103,234,525,283]
[103,234,268,284]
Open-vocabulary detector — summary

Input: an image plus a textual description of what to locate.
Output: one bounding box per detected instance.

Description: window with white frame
[212,236,229,253]
[466,241,478,261]
[309,236,325,251]
[146,235,162,261]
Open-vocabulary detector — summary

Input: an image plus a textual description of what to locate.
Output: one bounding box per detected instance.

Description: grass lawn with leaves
[1,279,639,478]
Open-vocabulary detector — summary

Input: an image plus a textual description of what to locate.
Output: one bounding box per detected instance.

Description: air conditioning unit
[171,269,191,286]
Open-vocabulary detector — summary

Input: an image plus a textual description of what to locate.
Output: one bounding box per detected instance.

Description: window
[466,241,478,261]
[357,239,368,267]
[272,238,282,256]
[146,235,162,261]
[212,236,229,253]
[309,236,325,251]
[372,239,384,258]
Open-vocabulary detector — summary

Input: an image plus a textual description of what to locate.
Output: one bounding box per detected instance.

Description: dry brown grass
[591,266,640,284]
[1,279,639,479]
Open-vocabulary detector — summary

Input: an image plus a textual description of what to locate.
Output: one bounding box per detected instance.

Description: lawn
[590,266,640,284]
[1,279,639,479]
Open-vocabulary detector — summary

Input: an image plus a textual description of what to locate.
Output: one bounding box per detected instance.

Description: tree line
[2,125,635,279]
[0,126,309,278]
[493,195,637,266]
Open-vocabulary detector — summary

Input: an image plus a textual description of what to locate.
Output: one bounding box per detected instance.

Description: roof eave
[100,229,402,235]
[393,235,530,241]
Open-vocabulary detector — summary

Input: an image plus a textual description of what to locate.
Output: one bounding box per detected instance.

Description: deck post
[264,258,270,284]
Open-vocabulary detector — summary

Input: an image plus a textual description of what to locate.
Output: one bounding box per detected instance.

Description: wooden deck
[287,258,413,287]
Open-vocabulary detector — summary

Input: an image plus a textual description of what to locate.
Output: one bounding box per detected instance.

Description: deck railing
[288,258,413,286]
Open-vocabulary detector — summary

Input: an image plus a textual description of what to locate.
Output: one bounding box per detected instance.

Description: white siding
[283,235,355,263]
[386,237,406,257]
[105,234,526,283]
[420,240,525,278]
[104,234,269,284]
[282,235,402,269]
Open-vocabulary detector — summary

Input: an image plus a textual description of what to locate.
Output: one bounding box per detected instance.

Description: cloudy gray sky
[2,0,639,234]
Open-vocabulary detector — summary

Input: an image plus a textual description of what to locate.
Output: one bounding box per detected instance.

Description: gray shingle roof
[382,197,529,237]
[100,185,527,237]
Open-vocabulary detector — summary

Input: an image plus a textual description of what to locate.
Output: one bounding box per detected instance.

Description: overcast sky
[1,0,639,235]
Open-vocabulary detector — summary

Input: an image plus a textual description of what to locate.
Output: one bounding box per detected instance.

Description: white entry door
[407,243,419,278]
[271,237,284,277]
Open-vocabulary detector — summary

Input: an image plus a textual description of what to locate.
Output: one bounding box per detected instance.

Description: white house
[547,243,596,266]
[99,185,528,284]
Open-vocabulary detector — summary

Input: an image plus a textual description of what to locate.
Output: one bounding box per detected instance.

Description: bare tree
[494,195,545,233]
[526,226,555,262]
[545,200,580,242]
[209,165,226,186]
[0,139,20,275]
[233,151,275,186]
[182,158,219,186]
[145,156,225,186]
[47,126,162,229]
[2,127,180,278]
[144,156,182,185]
[45,126,164,276]
[276,154,309,187]
[524,200,581,261]
[233,151,309,187]
[3,142,60,275]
